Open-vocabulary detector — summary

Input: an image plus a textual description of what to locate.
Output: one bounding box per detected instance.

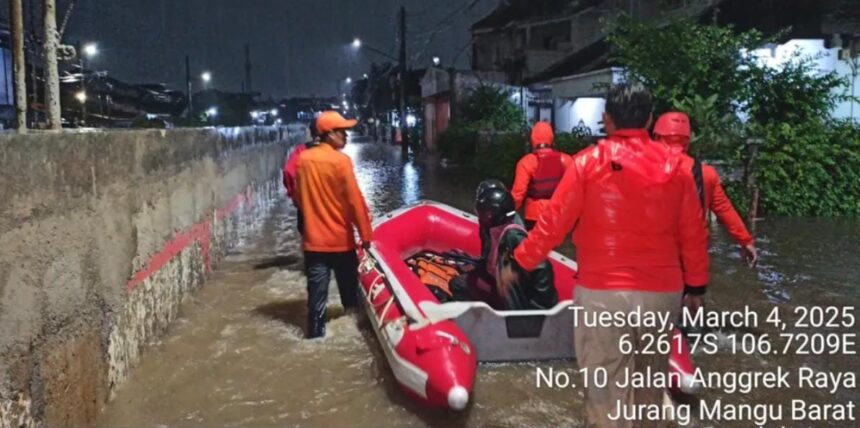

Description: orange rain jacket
[513,129,710,294]
[511,149,572,221]
[295,143,373,252]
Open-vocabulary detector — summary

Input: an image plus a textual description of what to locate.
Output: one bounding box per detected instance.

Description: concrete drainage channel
[0,125,305,428]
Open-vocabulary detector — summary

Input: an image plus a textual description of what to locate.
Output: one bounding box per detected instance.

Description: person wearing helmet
[474,188,557,310]
[474,179,525,261]
[510,121,572,229]
[653,112,758,268]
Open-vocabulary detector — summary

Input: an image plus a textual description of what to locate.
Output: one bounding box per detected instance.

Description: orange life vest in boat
[407,254,461,297]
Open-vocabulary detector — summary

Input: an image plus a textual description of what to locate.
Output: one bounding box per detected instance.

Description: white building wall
[572,97,605,135]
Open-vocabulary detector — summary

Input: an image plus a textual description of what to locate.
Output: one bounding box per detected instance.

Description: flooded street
[96,138,860,427]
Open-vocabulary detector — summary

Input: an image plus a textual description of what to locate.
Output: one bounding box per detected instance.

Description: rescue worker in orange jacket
[295,111,373,339]
[510,121,572,230]
[653,112,758,267]
[501,83,709,427]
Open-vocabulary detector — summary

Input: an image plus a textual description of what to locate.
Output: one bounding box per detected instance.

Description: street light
[432,56,441,66]
[201,71,212,90]
[363,73,369,79]
[270,108,278,116]
[352,38,362,49]
[206,107,218,117]
[345,77,352,84]
[78,42,99,125]
[83,43,98,58]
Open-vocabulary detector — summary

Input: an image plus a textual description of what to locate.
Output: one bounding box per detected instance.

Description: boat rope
[378,296,396,325]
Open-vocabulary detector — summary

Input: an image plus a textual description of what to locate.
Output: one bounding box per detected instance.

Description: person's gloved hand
[740,243,758,268]
[497,253,524,299]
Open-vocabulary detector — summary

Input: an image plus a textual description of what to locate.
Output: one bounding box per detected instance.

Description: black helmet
[475,179,507,200]
[475,188,516,228]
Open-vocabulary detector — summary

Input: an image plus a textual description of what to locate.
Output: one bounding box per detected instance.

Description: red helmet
[530,121,554,149]
[653,112,691,138]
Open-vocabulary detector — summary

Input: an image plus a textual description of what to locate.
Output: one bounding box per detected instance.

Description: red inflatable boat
[357,201,697,410]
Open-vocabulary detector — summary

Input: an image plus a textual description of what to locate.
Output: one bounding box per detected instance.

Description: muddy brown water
[96,138,859,427]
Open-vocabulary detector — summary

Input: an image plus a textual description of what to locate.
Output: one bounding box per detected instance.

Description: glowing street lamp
[345,77,352,84]
[352,38,362,49]
[270,108,278,116]
[83,43,98,58]
[432,56,441,66]
[75,91,87,103]
[201,71,212,90]
[206,107,218,117]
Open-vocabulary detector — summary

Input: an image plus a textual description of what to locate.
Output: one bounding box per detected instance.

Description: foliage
[438,85,525,162]
[437,123,479,162]
[458,85,525,133]
[554,129,596,155]
[607,16,768,118]
[674,94,743,161]
[754,120,860,216]
[744,54,847,126]
[473,132,527,185]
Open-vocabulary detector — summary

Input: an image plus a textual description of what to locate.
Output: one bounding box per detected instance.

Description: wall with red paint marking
[0,124,307,428]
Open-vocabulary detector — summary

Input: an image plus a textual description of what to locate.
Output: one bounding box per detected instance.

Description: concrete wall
[0,125,303,427]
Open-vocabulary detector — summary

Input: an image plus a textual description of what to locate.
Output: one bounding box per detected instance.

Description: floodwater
[96,137,860,428]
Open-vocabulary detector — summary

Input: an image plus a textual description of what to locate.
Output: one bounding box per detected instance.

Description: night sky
[54,0,500,98]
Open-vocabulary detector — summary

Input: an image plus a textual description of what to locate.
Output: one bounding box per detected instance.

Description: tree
[607,16,768,119]
[457,85,525,132]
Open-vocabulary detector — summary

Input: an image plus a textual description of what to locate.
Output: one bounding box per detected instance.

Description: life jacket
[526,150,565,200]
[486,222,528,281]
[406,253,462,298]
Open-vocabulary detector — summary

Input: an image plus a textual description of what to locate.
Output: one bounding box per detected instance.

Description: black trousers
[304,250,360,338]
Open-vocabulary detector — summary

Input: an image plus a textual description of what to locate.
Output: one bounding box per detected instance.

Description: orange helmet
[530,121,554,149]
[653,112,691,138]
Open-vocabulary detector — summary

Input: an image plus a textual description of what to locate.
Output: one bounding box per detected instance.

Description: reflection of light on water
[401,162,421,205]
[342,142,380,213]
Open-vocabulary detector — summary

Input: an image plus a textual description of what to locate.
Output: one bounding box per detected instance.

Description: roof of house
[471,0,596,31]
[524,0,836,85]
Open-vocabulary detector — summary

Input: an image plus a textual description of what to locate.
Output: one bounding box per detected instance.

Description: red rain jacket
[681,156,754,247]
[513,129,710,293]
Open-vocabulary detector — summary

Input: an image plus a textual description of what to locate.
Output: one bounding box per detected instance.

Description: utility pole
[244,44,252,94]
[10,0,27,131]
[399,5,409,155]
[43,0,61,129]
[185,55,193,119]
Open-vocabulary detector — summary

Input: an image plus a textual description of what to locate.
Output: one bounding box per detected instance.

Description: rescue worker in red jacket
[510,121,572,230]
[502,83,709,427]
[653,112,758,267]
[283,118,319,235]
